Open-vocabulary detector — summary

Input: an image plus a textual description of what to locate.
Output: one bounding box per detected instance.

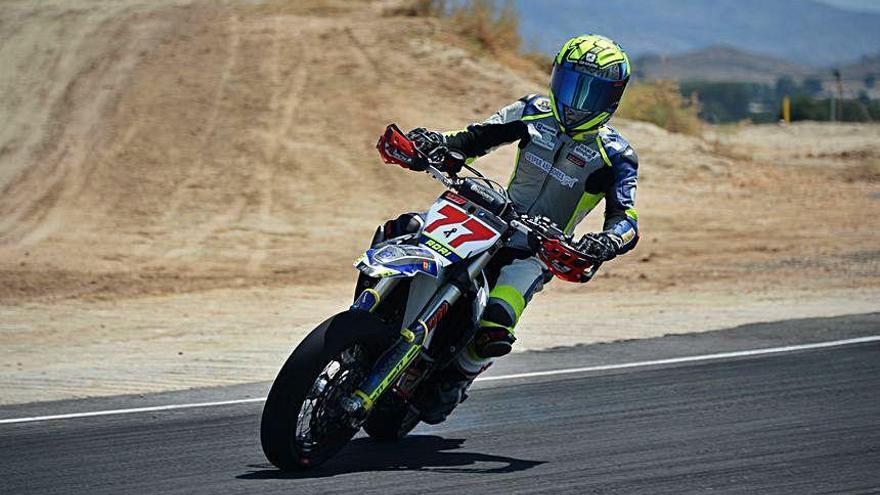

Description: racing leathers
[444,93,640,377]
[394,94,640,423]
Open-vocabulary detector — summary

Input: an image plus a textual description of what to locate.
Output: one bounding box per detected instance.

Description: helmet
[550,35,631,133]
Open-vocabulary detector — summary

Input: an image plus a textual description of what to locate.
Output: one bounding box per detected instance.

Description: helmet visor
[551,63,625,128]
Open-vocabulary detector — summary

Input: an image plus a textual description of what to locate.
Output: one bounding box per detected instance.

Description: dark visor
[551,63,624,128]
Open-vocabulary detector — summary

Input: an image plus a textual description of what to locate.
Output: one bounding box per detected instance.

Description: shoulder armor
[520,94,553,117]
[484,99,527,125]
[599,126,637,167]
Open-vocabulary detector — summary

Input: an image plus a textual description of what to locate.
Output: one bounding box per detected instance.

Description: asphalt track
[2,314,880,494]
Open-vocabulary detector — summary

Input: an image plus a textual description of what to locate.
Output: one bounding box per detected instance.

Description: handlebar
[437,167,603,283]
[510,214,603,283]
[378,123,603,282]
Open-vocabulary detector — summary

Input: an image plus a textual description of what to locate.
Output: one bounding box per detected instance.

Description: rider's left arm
[602,146,640,255]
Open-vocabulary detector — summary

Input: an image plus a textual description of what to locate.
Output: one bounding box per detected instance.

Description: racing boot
[419,365,477,425]
[418,323,515,425]
[420,286,525,424]
[453,295,520,377]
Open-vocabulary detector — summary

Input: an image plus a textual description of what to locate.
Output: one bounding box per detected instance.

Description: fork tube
[351,277,400,313]
[422,251,492,349]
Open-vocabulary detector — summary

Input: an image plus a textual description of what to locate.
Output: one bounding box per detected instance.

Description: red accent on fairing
[449,218,495,248]
[443,191,468,205]
[539,238,594,282]
[424,204,469,233]
[376,124,417,168]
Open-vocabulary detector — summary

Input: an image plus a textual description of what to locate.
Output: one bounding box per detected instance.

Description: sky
[815,0,880,12]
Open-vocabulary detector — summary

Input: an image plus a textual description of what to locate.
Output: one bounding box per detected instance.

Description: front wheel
[260,311,394,470]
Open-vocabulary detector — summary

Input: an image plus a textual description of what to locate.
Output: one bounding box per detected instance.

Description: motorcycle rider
[384,35,639,423]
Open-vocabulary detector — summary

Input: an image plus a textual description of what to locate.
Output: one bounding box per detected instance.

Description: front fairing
[355,244,440,279]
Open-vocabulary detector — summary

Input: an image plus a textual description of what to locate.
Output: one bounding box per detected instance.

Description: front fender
[315,310,398,357]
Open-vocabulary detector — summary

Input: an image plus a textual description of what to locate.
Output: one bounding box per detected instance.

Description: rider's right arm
[443,95,540,159]
[444,120,528,159]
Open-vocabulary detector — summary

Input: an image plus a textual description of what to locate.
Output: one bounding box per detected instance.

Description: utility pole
[832,69,843,120]
[828,69,840,122]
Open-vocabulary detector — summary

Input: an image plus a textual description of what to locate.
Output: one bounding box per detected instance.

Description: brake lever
[424,164,458,188]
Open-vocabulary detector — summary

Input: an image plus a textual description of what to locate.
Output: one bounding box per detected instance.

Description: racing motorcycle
[260,124,604,470]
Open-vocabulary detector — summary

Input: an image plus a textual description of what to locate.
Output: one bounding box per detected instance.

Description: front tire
[260,311,394,470]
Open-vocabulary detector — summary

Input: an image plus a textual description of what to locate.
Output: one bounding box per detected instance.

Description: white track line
[1,335,878,426]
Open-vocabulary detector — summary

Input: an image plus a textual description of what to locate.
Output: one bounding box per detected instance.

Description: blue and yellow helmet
[550,35,631,133]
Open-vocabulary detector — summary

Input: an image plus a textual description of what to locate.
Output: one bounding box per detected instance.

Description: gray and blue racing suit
[444,94,640,375]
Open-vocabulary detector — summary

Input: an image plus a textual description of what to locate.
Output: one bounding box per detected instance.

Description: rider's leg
[421,256,548,424]
[456,256,548,375]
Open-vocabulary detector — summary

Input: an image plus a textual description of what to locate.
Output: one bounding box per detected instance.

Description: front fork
[342,252,492,424]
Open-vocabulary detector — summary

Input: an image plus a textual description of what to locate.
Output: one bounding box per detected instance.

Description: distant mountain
[817,0,880,13]
[515,0,880,67]
[634,46,815,84]
[633,46,880,96]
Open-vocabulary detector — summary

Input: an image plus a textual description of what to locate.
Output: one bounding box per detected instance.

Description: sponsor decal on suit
[523,152,578,188]
[572,143,600,162]
[566,152,586,168]
[533,97,552,113]
[527,122,558,151]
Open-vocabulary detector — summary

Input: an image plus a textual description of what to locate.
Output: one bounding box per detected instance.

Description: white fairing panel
[419,197,501,266]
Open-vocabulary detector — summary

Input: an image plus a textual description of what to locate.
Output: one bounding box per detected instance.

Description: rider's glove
[403,127,436,171]
[407,128,445,153]
[406,128,463,174]
[577,231,623,263]
[407,153,429,172]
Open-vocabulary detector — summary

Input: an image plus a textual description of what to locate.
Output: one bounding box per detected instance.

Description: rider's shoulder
[598,125,638,167]
[483,94,552,125]
[519,94,553,117]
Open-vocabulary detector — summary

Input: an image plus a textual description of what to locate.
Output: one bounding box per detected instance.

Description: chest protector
[508,115,609,234]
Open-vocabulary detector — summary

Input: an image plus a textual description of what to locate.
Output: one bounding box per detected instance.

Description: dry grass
[618,80,704,136]
[393,0,544,75]
[449,0,520,54]
[383,0,447,17]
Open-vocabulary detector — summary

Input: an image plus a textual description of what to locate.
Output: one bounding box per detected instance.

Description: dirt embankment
[1,0,878,404]
[0,0,540,302]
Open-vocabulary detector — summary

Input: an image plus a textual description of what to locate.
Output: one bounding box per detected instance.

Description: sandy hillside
[0,0,541,301]
[1,0,878,404]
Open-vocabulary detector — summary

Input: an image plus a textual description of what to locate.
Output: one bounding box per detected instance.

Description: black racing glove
[406,128,444,169]
[406,128,464,175]
[577,231,623,263]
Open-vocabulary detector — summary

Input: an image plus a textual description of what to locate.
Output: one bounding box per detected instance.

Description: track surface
[2,315,880,494]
